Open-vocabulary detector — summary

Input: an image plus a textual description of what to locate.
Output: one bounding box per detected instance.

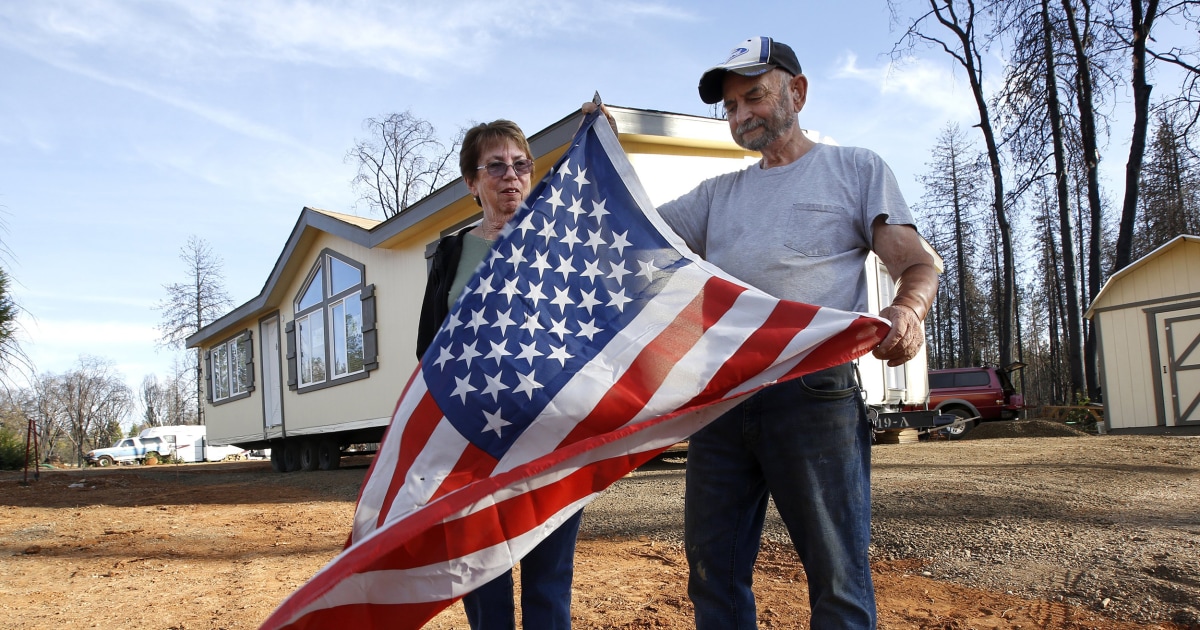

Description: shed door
[1155,307,1200,426]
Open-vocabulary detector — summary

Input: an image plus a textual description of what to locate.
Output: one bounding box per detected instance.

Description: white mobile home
[186,106,937,472]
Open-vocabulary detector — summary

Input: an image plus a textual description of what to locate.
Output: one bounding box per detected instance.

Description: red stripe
[778,315,888,380]
[373,389,448,530]
[426,442,499,503]
[682,286,821,406]
[559,276,745,447]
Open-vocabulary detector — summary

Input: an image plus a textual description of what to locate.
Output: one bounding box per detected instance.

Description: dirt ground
[2,425,1197,629]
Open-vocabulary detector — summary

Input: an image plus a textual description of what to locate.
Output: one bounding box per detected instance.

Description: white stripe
[639,287,779,418]
[351,377,429,538]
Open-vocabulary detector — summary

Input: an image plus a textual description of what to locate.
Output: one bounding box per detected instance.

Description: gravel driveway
[582,426,1200,627]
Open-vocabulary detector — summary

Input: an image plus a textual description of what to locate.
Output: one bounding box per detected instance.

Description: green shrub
[0,425,29,470]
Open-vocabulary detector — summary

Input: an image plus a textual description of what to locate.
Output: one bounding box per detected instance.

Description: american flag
[260,106,889,629]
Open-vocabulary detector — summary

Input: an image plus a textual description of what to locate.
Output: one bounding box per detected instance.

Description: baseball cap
[698,36,802,104]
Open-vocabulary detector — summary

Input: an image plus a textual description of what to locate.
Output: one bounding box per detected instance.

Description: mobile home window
[207,332,254,405]
[288,250,376,392]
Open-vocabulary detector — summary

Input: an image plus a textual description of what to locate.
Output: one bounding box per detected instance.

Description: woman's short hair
[459,119,532,183]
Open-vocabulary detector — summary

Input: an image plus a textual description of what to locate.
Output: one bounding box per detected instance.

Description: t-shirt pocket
[784,203,853,257]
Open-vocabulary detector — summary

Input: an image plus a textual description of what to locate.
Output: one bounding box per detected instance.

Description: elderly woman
[415,119,583,630]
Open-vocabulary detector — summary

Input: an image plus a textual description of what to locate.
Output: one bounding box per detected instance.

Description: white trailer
[138,425,246,462]
[858,249,949,434]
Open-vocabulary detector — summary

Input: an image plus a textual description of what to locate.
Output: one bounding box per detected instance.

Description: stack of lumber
[875,428,920,444]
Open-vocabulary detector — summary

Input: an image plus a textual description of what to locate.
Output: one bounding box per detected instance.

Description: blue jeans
[684,363,875,629]
[463,509,583,630]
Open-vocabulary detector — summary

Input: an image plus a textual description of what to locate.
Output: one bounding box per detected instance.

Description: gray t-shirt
[658,142,914,312]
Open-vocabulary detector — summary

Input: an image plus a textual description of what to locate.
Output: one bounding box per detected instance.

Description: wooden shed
[1086,235,1200,431]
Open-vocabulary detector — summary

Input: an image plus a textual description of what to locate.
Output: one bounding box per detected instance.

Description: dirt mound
[963,418,1090,439]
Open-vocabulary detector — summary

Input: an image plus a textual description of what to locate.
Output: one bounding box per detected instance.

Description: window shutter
[204,349,214,403]
[241,330,255,392]
[361,284,378,371]
[285,320,298,390]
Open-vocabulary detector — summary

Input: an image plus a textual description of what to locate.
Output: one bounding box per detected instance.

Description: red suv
[923,367,1024,437]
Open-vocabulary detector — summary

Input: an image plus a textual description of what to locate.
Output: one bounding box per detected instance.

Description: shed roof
[1085,234,1200,319]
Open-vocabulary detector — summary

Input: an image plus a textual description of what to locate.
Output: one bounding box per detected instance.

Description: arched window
[286,250,377,391]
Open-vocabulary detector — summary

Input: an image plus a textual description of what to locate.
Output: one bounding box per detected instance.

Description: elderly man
[655,37,938,629]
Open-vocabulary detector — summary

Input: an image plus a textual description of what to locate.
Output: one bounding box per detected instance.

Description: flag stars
[499,277,522,303]
[548,344,573,367]
[457,340,482,368]
[451,375,477,404]
[554,255,577,282]
[514,370,544,399]
[556,159,572,180]
[610,231,631,257]
[585,229,607,255]
[481,408,512,437]
[520,313,545,336]
[507,244,528,266]
[516,340,543,365]
[445,312,463,335]
[485,339,512,365]
[560,226,582,249]
[480,372,510,402]
[578,288,603,314]
[474,273,497,299]
[545,186,565,212]
[530,251,553,277]
[525,281,548,306]
[589,197,609,222]
[607,259,632,285]
[607,288,632,312]
[538,217,558,242]
[467,308,489,334]
[566,196,586,222]
[549,317,572,340]
[576,318,602,341]
[492,308,517,335]
[516,213,538,237]
[573,166,590,190]
[637,258,659,282]
[581,259,604,282]
[433,345,455,369]
[550,286,574,313]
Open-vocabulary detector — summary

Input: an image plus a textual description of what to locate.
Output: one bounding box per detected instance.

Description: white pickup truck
[85,436,170,467]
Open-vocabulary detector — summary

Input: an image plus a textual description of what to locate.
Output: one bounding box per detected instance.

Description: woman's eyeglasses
[478,159,534,178]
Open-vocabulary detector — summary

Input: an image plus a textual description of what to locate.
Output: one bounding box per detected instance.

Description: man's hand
[873,303,925,366]
[581,102,618,134]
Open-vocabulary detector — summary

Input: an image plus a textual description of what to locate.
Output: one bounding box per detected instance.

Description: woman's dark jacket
[415,228,471,360]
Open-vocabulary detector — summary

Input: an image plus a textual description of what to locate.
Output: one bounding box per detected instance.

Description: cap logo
[724,47,749,63]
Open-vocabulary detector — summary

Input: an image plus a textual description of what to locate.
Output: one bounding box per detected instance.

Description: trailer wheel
[317,438,341,471]
[97,456,113,467]
[282,440,302,472]
[943,408,977,440]
[299,440,320,472]
[270,447,286,473]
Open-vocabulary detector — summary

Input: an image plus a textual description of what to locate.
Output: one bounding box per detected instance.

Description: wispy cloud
[0,1,696,77]
[0,1,693,148]
[832,52,983,125]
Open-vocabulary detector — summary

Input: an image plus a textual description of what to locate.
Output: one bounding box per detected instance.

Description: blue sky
[0,1,1175,403]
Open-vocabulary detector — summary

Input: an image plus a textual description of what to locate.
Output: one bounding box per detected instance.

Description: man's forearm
[890,262,938,323]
